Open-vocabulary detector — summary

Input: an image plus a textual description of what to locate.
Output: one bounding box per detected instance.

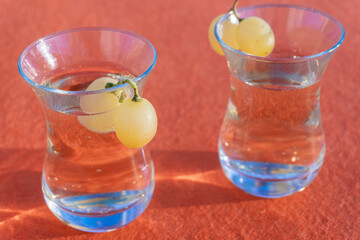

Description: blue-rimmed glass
[215,4,344,198]
[18,27,157,232]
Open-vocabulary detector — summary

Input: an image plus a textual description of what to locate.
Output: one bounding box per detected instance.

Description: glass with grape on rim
[209,1,344,198]
[18,27,157,232]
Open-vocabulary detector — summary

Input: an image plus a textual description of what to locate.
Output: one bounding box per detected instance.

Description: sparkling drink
[18,28,157,231]
[42,71,154,231]
[219,74,325,197]
[215,5,344,197]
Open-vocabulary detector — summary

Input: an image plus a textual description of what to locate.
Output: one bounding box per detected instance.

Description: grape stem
[105,79,143,102]
[229,0,243,21]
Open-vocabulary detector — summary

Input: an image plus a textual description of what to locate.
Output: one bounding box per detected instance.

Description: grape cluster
[78,77,157,148]
[208,3,275,57]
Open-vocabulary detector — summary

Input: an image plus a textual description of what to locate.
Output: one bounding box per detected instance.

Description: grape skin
[208,14,240,55]
[78,77,127,133]
[114,98,157,148]
[208,15,224,55]
[235,16,275,57]
[78,76,157,149]
[80,77,120,113]
[209,14,274,57]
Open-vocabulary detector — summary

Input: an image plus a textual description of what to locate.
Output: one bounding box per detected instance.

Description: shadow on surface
[0,148,87,239]
[0,148,45,211]
[0,148,260,238]
[150,150,260,208]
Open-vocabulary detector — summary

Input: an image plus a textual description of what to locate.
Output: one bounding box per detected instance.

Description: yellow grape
[78,77,131,133]
[208,14,240,55]
[80,77,120,113]
[208,15,224,55]
[114,98,157,148]
[235,16,275,57]
[78,111,117,134]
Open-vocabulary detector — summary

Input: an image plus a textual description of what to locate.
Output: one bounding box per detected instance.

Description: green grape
[235,16,275,57]
[114,98,157,148]
[208,14,240,55]
[78,77,131,133]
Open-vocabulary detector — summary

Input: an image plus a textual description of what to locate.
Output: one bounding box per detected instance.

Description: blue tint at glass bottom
[218,144,324,198]
[42,177,154,232]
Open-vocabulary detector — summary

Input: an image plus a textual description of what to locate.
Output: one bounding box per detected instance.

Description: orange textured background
[0,0,359,239]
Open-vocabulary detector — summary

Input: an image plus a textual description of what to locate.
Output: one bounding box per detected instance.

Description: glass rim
[214,3,345,62]
[18,27,157,96]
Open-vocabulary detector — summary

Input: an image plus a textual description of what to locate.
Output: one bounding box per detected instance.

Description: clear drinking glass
[215,4,344,198]
[18,28,157,232]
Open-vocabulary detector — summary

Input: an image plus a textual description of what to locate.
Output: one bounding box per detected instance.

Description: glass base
[42,176,154,232]
[218,145,324,198]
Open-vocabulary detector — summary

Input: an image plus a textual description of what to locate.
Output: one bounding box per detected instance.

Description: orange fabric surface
[0,0,359,239]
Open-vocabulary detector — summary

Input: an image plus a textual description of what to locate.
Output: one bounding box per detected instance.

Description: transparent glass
[215,4,344,198]
[18,28,157,232]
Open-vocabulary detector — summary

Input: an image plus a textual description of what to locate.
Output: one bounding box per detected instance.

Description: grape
[208,15,224,55]
[78,77,131,133]
[78,111,117,134]
[208,14,240,55]
[80,77,120,113]
[114,98,157,148]
[235,16,275,57]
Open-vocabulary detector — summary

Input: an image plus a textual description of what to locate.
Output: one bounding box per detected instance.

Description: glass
[18,28,157,232]
[215,4,344,198]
